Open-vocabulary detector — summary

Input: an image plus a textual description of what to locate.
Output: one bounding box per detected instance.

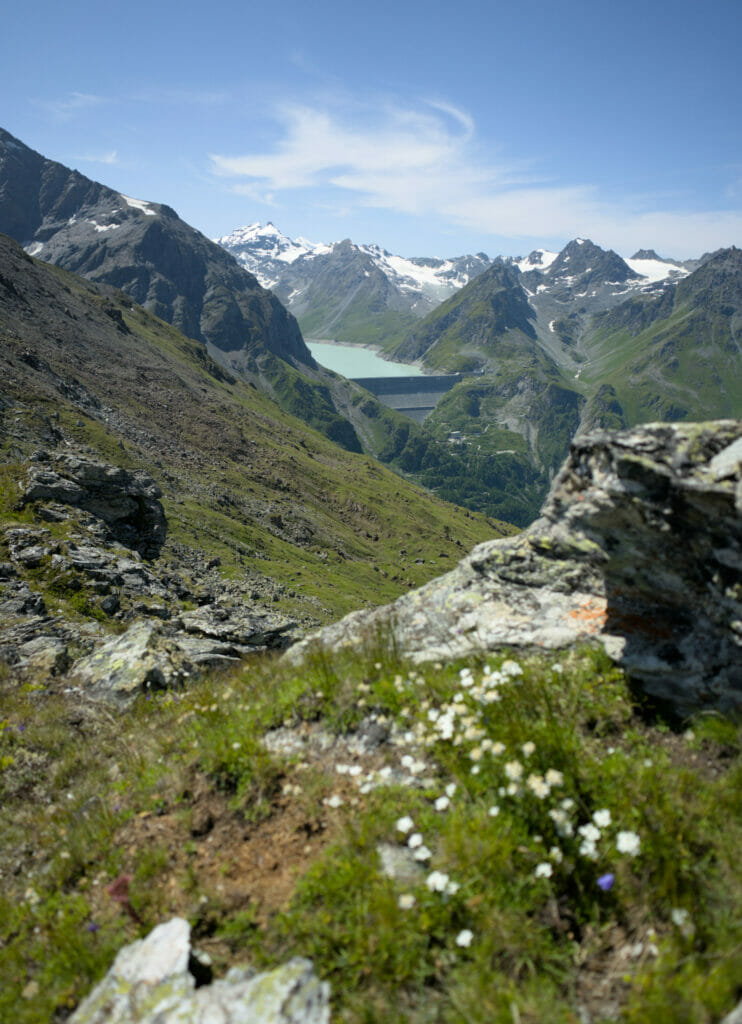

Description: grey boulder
[69,917,330,1024]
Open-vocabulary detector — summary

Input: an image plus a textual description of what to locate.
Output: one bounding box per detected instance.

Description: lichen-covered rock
[69,918,330,1024]
[70,608,296,706]
[23,452,166,558]
[70,621,178,704]
[289,421,742,718]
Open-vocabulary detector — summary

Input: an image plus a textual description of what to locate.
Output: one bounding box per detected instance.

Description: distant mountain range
[216,223,742,526]
[216,223,494,348]
[216,223,700,351]
[2,125,740,528]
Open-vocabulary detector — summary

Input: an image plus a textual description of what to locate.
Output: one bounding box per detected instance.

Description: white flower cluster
[388,660,641,898]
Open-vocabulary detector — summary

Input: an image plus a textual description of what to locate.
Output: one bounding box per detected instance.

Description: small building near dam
[351,374,462,423]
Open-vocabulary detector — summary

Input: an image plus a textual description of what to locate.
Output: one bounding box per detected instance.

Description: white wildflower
[545,768,564,786]
[579,839,598,860]
[413,845,432,861]
[324,794,343,808]
[398,893,416,910]
[522,741,536,757]
[548,809,574,838]
[526,773,549,798]
[396,815,414,834]
[445,880,460,895]
[488,805,500,817]
[578,823,600,843]
[535,862,553,878]
[671,908,690,927]
[616,830,641,856]
[549,846,563,863]
[592,808,611,828]
[501,660,523,678]
[504,760,523,781]
[434,795,450,812]
[426,870,450,892]
[408,833,423,849]
[445,782,457,798]
[455,929,473,947]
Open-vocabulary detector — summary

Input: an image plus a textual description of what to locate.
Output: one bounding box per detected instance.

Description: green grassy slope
[580,248,742,425]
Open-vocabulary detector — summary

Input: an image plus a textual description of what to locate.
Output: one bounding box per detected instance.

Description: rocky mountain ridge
[0,129,311,371]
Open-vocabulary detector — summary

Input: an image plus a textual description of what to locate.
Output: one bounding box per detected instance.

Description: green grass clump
[2,645,742,1023]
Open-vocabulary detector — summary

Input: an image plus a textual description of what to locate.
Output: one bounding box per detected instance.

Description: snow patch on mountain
[121,195,155,216]
[624,256,689,283]
[513,250,559,273]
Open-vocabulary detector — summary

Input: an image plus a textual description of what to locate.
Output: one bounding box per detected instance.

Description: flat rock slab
[70,917,330,1024]
[289,421,742,719]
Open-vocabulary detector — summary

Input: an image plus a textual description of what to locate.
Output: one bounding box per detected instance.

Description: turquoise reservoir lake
[306,340,425,378]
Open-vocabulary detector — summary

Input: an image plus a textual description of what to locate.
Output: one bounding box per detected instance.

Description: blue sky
[3,0,741,258]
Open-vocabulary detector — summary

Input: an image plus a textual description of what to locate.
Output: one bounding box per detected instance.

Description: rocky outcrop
[69,917,330,1024]
[289,421,742,718]
[22,451,166,558]
[1,450,297,696]
[72,609,294,707]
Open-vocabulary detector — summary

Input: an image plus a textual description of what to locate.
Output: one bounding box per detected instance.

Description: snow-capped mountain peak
[214,222,333,288]
[217,223,494,306]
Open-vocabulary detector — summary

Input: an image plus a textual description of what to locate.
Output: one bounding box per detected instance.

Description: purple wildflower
[597,873,615,891]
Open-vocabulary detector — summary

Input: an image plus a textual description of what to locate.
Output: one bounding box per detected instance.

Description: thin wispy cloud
[210,98,742,256]
[75,149,119,166]
[36,91,108,122]
[129,87,231,107]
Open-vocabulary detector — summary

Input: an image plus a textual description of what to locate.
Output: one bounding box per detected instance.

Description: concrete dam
[351,374,462,423]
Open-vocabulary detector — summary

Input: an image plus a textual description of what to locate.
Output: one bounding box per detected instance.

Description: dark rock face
[23,452,166,559]
[290,421,742,718]
[0,127,312,369]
